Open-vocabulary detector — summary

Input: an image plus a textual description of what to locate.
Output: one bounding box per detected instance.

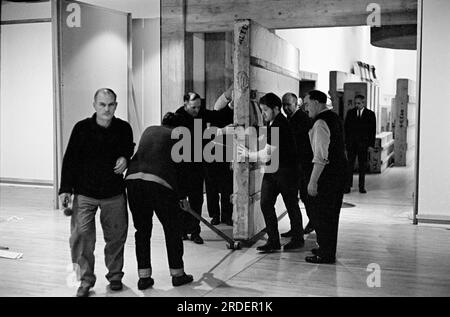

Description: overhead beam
[168,0,418,33]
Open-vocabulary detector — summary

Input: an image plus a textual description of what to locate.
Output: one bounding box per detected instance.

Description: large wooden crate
[354,132,394,173]
[394,79,416,166]
[329,70,360,118]
[233,20,299,241]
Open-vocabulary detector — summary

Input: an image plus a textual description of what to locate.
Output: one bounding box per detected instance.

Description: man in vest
[303,90,348,264]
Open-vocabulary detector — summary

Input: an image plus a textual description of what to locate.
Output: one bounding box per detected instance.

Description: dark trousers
[307,184,343,259]
[298,165,314,228]
[260,168,304,243]
[182,166,204,235]
[347,143,368,189]
[205,163,233,222]
[126,180,184,275]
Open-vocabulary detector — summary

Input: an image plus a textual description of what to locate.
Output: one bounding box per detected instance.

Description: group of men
[59,86,375,297]
[237,90,347,265]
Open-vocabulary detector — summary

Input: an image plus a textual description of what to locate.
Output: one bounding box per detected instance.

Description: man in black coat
[281,93,314,237]
[344,95,376,194]
[175,92,233,244]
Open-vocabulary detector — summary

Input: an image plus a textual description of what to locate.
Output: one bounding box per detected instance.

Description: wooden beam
[161,0,186,115]
[233,19,252,240]
[177,0,417,33]
[205,33,227,109]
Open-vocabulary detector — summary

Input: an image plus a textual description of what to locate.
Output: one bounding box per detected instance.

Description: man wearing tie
[344,95,376,194]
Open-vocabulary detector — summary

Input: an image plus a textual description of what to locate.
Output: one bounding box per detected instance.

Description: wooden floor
[1,166,450,297]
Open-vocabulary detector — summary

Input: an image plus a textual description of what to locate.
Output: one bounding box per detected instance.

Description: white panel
[418,0,450,218]
[0,23,53,181]
[60,0,129,152]
[250,66,298,98]
[131,18,161,144]
[193,33,205,98]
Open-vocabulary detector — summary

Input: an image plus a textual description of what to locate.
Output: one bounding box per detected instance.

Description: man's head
[93,88,117,124]
[184,92,202,118]
[259,93,282,124]
[304,90,328,119]
[354,95,366,110]
[281,92,298,118]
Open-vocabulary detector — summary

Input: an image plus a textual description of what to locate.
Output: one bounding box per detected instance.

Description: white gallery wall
[417,0,450,220]
[276,26,417,103]
[0,23,54,183]
[1,1,54,183]
[1,1,51,21]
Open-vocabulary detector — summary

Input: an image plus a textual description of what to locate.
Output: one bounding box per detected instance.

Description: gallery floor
[1,165,449,297]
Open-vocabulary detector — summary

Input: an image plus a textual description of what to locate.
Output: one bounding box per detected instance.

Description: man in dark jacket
[59,88,134,297]
[125,112,194,290]
[281,92,315,237]
[238,93,305,252]
[303,90,348,264]
[175,92,233,244]
[344,95,376,193]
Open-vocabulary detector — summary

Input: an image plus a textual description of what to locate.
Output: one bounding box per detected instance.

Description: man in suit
[344,95,376,194]
[281,93,314,237]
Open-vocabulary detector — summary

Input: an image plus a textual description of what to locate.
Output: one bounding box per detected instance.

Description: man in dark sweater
[175,92,233,244]
[344,95,376,193]
[238,93,304,252]
[125,112,194,290]
[281,92,315,237]
[303,90,347,264]
[59,88,134,297]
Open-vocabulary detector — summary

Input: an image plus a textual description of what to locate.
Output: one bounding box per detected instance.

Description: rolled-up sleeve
[309,119,330,166]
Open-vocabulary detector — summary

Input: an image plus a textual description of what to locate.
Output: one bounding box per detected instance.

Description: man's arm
[115,123,135,174]
[369,111,376,148]
[59,123,82,204]
[344,110,351,145]
[308,120,330,196]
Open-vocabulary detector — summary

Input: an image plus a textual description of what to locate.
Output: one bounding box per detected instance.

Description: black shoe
[359,188,367,194]
[172,273,194,287]
[190,234,204,244]
[256,241,281,252]
[223,219,233,226]
[344,188,351,194]
[211,217,220,225]
[182,234,189,240]
[76,285,91,297]
[137,277,154,290]
[311,248,320,255]
[280,230,293,238]
[109,280,123,291]
[304,224,314,235]
[283,239,305,251]
[305,255,336,264]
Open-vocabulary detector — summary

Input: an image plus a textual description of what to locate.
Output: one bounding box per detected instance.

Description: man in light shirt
[303,90,348,264]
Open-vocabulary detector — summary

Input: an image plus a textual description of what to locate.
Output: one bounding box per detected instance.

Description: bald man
[59,88,134,297]
[281,93,314,237]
